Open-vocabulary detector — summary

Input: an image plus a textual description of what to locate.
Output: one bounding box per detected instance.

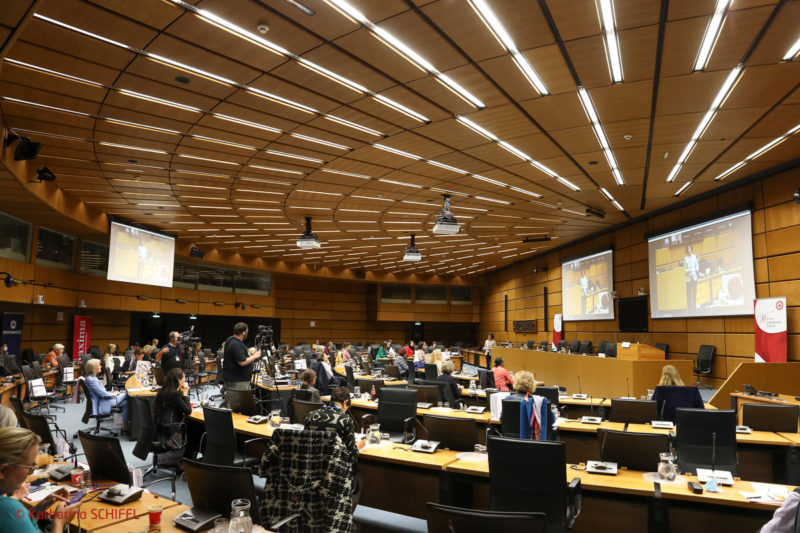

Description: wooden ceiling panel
[656,70,731,115]
[124,56,236,101]
[1,65,107,106]
[545,0,601,41]
[6,40,120,86]
[660,17,709,78]
[519,92,586,132]
[745,103,800,138]
[702,106,770,141]
[420,1,505,63]
[40,0,159,49]
[0,0,33,27]
[564,35,614,89]
[404,75,483,117]
[618,26,659,83]
[615,0,662,29]
[591,80,653,122]
[705,6,774,71]
[333,28,427,85]
[747,0,800,66]
[724,62,800,110]
[87,0,184,30]
[522,44,578,97]
[668,0,717,21]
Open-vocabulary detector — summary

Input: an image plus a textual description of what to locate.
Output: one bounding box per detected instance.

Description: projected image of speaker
[647,210,756,319]
[561,249,614,321]
[107,221,175,288]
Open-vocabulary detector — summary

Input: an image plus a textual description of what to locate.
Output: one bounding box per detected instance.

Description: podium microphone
[711,431,717,475]
[626,377,630,398]
[578,375,582,395]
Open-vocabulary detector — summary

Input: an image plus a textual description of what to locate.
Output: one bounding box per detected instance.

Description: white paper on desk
[741,483,791,504]
[24,484,78,503]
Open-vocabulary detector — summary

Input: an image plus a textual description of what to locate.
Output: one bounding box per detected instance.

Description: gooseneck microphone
[626,377,630,398]
[578,375,582,395]
[660,399,666,421]
[711,431,717,475]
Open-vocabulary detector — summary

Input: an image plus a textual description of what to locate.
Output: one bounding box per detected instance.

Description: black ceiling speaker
[190,246,205,259]
[33,167,56,182]
[794,188,800,204]
[13,137,43,161]
[354,270,366,280]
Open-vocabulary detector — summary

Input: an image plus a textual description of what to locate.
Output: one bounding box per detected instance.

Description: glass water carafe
[228,498,252,533]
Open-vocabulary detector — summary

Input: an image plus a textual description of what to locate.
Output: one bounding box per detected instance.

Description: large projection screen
[648,210,755,318]
[107,222,175,288]
[562,250,614,321]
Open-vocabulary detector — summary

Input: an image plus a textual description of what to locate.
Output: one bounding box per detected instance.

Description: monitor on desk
[597,429,670,472]
[294,358,307,371]
[78,431,132,485]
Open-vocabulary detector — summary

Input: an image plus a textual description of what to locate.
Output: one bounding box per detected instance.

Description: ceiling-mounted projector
[296,216,321,249]
[432,194,460,235]
[403,234,422,262]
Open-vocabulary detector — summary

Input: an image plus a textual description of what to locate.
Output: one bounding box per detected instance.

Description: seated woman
[153,369,192,453]
[300,369,321,402]
[303,386,365,469]
[492,357,514,391]
[651,364,704,422]
[84,358,131,429]
[132,348,152,376]
[44,343,63,368]
[425,349,443,374]
[413,343,427,369]
[437,360,461,403]
[513,370,550,440]
[0,427,79,532]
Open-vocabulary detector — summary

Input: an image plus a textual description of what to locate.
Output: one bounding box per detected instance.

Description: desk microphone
[590,395,594,416]
[660,400,666,421]
[626,378,630,398]
[711,431,717,475]
[599,428,609,462]
[411,418,429,444]
[578,376,582,396]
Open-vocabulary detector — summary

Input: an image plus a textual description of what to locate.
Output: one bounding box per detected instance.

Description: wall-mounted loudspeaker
[794,188,800,204]
[190,247,204,259]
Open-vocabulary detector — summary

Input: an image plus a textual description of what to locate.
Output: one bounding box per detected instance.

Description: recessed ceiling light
[694,0,732,71]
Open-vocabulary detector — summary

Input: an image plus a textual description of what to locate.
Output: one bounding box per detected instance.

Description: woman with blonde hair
[513,370,537,395]
[426,348,443,374]
[0,427,79,531]
[658,364,685,386]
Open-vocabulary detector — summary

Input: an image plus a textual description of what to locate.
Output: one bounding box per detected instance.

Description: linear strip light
[104,118,180,135]
[323,0,484,109]
[714,123,800,181]
[3,58,103,86]
[577,88,625,185]
[324,115,383,137]
[694,0,732,71]
[192,135,255,150]
[599,188,625,211]
[213,113,281,133]
[119,89,202,112]
[467,0,548,95]
[321,168,370,179]
[378,178,422,188]
[784,35,800,61]
[289,132,350,150]
[373,144,422,160]
[1,96,91,117]
[99,142,167,154]
[674,181,693,197]
[597,0,623,82]
[178,154,238,165]
[265,149,324,163]
[666,64,743,182]
[372,94,430,123]
[248,164,303,175]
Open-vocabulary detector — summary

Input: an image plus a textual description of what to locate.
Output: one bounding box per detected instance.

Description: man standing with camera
[222,322,261,391]
[157,331,182,374]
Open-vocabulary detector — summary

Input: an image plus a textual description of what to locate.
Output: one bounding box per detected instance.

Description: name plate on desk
[572,394,588,400]
[411,440,440,453]
[580,416,603,424]
[586,460,618,475]
[651,420,674,429]
[621,342,631,348]
[736,425,752,434]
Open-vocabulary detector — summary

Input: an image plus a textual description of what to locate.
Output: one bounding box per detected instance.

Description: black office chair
[421,379,459,408]
[385,364,402,379]
[577,341,592,355]
[22,411,71,455]
[651,385,704,422]
[654,343,668,356]
[527,340,535,350]
[610,399,658,424]
[478,368,495,389]
[604,343,617,358]
[488,437,581,532]
[597,429,670,471]
[344,365,356,392]
[292,398,322,424]
[501,397,522,438]
[693,345,715,388]
[535,386,561,415]
[78,430,132,485]
[675,408,737,476]
[424,415,476,451]
[183,458,261,523]
[360,358,371,374]
[557,340,569,351]
[539,340,548,351]
[201,405,260,467]
[569,340,580,353]
[153,367,165,386]
[597,342,607,355]
[77,378,119,437]
[363,388,417,443]
[424,363,439,381]
[426,502,546,532]
[742,404,799,433]
[9,396,27,427]
[130,397,180,500]
[22,365,60,414]
[408,384,441,404]
[226,389,259,416]
[357,378,385,397]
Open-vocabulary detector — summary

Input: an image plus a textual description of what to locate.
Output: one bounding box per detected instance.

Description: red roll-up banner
[552,313,562,350]
[72,315,92,361]
[754,297,787,363]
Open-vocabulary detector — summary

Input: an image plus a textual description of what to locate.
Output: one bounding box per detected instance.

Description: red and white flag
[552,313,562,350]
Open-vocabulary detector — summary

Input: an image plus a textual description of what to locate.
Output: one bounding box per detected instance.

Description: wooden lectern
[616,343,665,361]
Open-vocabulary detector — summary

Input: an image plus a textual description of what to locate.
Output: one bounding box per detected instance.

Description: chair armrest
[269,513,303,531]
[566,477,582,528]
[402,416,417,444]
[243,438,268,460]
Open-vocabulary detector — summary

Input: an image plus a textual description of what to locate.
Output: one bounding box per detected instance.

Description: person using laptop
[393,350,409,378]
[85,358,131,430]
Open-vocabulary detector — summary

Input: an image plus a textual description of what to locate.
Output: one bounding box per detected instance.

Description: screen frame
[107,220,176,288]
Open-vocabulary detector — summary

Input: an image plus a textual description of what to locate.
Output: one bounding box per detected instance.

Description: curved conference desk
[492,346,693,399]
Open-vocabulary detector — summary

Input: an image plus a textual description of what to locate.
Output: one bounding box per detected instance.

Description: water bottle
[370,385,376,401]
[228,498,253,533]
